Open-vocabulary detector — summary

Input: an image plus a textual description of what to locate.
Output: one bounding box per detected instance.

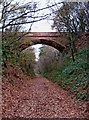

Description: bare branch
[2,17,48,29]
[0,1,62,30]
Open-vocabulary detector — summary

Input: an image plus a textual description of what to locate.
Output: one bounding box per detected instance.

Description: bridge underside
[19,39,66,53]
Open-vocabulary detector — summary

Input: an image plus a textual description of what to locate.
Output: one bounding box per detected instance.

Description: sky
[21,0,63,32]
[30,0,59,32]
[0,0,63,32]
[31,20,55,32]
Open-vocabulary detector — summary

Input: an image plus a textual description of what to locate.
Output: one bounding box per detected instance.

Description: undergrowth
[42,47,89,101]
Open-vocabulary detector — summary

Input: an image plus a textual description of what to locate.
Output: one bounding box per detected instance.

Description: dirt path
[2,75,88,118]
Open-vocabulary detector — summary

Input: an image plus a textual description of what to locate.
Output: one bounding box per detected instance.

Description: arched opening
[18,38,66,77]
[19,39,66,53]
[31,44,63,75]
[21,43,63,76]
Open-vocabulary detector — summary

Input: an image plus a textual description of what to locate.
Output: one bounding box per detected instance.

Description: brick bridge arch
[19,32,66,53]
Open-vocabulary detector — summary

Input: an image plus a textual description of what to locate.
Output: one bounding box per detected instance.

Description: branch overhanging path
[0,2,62,29]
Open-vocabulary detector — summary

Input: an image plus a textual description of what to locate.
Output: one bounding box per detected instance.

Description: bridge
[2,32,89,53]
[18,32,67,53]
[1,32,69,52]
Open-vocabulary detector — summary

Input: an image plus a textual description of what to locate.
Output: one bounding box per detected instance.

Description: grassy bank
[42,47,89,101]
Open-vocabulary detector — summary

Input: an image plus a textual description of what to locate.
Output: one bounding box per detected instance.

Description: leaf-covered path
[2,73,88,118]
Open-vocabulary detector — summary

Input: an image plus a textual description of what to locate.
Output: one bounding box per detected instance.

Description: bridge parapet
[20,32,67,45]
[27,32,61,37]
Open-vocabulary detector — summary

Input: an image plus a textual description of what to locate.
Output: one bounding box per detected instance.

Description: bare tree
[51,2,89,61]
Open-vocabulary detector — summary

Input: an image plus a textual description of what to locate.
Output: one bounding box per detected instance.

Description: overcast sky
[31,0,57,32]
[21,0,63,32]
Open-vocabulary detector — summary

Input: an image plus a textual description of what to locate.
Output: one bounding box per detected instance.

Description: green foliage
[42,47,89,101]
[76,91,88,101]
[2,33,36,78]
[18,48,36,78]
